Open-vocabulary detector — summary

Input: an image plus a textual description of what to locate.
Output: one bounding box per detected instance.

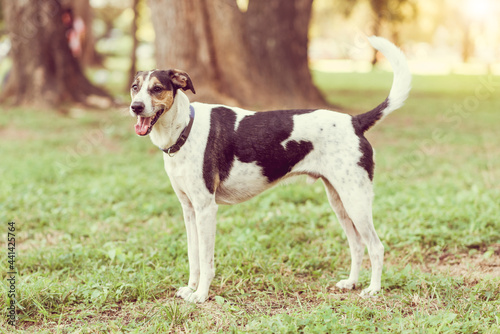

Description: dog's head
[130,69,195,136]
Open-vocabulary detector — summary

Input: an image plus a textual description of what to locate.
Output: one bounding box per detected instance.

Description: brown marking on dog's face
[131,71,148,97]
[130,70,194,117]
[148,76,174,111]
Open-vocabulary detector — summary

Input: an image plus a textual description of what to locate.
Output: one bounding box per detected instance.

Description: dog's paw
[185,290,208,303]
[176,287,208,303]
[336,279,357,290]
[176,286,194,300]
[360,285,380,297]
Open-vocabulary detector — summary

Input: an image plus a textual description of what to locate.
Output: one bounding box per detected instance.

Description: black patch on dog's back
[203,107,314,193]
[203,107,238,193]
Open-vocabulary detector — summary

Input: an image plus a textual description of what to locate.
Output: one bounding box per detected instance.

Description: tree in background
[318,0,417,64]
[369,0,417,43]
[368,0,417,63]
[71,0,102,66]
[0,0,109,107]
[129,0,140,87]
[0,5,4,33]
[150,0,326,109]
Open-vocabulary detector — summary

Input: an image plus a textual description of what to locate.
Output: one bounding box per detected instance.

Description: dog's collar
[160,105,195,157]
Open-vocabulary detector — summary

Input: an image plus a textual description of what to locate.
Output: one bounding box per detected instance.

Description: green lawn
[1,72,499,333]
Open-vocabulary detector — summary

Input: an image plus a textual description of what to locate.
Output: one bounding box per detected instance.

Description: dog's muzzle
[133,106,165,136]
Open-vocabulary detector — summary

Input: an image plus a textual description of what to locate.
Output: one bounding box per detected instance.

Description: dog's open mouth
[134,109,164,136]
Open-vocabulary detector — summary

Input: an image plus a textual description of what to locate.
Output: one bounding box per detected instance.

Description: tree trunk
[71,0,103,66]
[149,0,237,105]
[150,0,326,109]
[462,22,472,63]
[245,0,324,108]
[0,0,110,107]
[129,0,140,87]
[371,17,382,65]
[369,0,384,65]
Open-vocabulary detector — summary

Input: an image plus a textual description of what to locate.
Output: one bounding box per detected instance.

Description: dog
[129,36,411,303]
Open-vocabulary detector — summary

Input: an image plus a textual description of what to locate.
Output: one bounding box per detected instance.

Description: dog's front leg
[175,202,200,300]
[185,202,218,303]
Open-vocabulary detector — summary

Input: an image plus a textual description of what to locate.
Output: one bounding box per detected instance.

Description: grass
[1,71,499,333]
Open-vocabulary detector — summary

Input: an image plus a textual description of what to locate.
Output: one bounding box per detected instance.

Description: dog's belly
[214,160,272,205]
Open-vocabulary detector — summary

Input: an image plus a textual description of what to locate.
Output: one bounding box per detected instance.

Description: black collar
[160,105,195,156]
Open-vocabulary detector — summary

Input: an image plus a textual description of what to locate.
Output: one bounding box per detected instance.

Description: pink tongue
[135,116,152,135]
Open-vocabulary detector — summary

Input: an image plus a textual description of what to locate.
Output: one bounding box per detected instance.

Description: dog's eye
[131,84,138,92]
[152,86,163,93]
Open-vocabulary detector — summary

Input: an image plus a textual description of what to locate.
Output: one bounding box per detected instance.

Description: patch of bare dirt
[0,125,38,140]
[421,244,500,279]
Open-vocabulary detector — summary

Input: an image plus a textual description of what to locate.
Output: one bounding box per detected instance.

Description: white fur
[368,36,412,119]
[132,71,154,116]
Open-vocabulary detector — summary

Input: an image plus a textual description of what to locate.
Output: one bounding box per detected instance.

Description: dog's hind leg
[323,176,384,296]
[323,180,365,291]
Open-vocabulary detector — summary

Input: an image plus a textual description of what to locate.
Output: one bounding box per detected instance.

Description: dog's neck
[149,91,191,150]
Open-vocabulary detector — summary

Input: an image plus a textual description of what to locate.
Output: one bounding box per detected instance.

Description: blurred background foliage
[0,0,498,107]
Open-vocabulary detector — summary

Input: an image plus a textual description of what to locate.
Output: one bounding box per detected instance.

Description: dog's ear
[168,69,196,94]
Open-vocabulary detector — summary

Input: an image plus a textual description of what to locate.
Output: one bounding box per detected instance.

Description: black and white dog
[129,36,411,303]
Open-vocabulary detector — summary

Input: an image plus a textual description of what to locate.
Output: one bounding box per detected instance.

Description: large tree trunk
[0,0,110,107]
[150,0,326,109]
[149,0,242,105]
[245,0,324,107]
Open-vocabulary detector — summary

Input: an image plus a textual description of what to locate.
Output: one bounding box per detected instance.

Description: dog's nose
[131,101,145,114]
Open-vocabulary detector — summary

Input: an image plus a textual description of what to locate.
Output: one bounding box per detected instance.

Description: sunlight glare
[464,0,494,20]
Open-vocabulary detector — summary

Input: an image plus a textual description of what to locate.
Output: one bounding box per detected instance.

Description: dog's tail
[352,36,412,133]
